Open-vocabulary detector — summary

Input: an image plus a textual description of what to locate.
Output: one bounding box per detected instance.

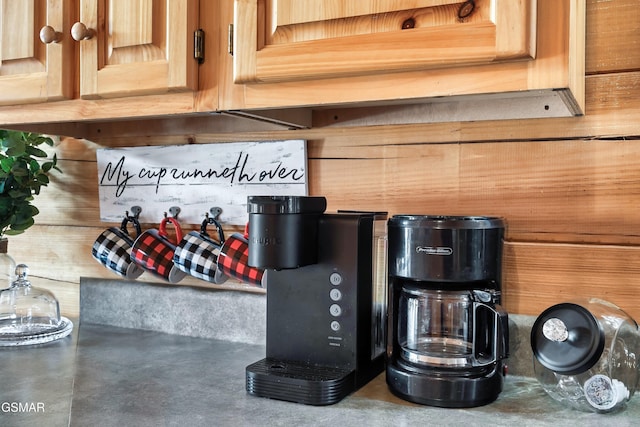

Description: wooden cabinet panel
[224,0,583,123]
[76,0,199,99]
[585,0,640,74]
[234,0,535,83]
[0,0,75,105]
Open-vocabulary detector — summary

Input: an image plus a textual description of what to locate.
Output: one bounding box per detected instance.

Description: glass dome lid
[0,264,73,346]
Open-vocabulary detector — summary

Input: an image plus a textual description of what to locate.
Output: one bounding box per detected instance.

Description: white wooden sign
[96,140,308,225]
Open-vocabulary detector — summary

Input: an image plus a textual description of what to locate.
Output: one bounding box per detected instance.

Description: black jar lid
[531,303,605,375]
[247,196,327,214]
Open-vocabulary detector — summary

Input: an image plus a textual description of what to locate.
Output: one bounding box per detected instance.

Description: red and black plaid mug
[215,227,264,287]
[131,217,187,283]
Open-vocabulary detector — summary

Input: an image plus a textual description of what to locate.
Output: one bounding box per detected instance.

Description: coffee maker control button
[330,304,342,317]
[330,289,342,301]
[329,272,343,286]
[330,321,341,331]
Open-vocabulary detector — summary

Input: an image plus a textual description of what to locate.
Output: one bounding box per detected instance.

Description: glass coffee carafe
[398,286,506,369]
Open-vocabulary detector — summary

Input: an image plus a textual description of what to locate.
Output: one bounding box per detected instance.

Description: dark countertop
[1,321,639,427]
[1,320,78,427]
[2,278,638,426]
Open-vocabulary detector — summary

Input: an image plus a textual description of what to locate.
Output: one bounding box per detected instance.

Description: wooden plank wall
[8,0,640,321]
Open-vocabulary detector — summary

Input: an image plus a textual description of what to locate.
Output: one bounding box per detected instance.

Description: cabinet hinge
[194,29,204,63]
[228,24,234,56]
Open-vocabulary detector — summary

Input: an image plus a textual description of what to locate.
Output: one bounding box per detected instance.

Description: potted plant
[0,130,61,283]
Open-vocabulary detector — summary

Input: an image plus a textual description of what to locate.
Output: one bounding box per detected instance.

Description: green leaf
[8,189,31,199]
[5,140,26,157]
[35,174,49,186]
[14,205,37,223]
[26,146,48,158]
[4,228,25,236]
[9,164,28,177]
[0,158,13,173]
[30,159,41,173]
[11,216,35,229]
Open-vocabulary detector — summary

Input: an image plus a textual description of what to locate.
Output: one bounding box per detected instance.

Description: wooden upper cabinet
[233,0,536,83]
[75,0,199,99]
[223,0,584,123]
[0,0,75,106]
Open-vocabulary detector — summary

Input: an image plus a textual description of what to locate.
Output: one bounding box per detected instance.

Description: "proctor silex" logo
[416,246,453,255]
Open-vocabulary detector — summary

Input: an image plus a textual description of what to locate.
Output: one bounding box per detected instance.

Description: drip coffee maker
[386,215,509,407]
[244,196,387,405]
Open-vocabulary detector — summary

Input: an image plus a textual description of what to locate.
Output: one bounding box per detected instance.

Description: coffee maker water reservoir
[386,215,509,407]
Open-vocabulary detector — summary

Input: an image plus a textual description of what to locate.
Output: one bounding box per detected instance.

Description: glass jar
[0,238,16,288]
[531,298,640,413]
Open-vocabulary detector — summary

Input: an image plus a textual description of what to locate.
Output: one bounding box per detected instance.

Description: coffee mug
[215,228,265,287]
[92,215,144,279]
[173,217,226,283]
[131,217,187,283]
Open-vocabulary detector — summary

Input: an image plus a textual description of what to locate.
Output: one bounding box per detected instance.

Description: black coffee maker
[386,215,509,407]
[245,196,387,406]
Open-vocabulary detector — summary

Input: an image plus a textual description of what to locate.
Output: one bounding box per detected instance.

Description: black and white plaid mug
[92,215,145,279]
[173,216,226,283]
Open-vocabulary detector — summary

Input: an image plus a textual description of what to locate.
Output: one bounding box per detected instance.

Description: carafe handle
[472,302,509,367]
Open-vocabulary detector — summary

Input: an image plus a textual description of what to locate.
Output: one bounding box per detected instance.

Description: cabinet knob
[71,22,95,41]
[39,25,62,44]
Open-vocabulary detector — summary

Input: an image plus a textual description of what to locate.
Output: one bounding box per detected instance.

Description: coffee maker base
[386,362,506,408]
[246,358,356,406]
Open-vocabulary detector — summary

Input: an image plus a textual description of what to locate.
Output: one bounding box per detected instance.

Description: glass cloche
[0,264,73,346]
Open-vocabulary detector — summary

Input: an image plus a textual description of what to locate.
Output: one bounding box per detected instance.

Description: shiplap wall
[8,0,640,321]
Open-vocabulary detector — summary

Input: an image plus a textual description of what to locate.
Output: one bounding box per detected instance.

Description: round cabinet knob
[39,25,62,44]
[71,22,95,41]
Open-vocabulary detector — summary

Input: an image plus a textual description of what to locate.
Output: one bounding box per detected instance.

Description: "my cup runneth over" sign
[96,140,308,225]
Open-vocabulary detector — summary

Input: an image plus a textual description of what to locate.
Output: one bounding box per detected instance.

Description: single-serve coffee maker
[245,196,387,406]
[386,215,509,407]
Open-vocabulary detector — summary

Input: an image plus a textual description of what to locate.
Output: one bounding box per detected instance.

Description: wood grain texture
[0,92,198,126]
[503,241,640,318]
[0,0,76,105]
[585,0,640,74]
[235,0,533,83]
[226,0,579,116]
[78,0,198,99]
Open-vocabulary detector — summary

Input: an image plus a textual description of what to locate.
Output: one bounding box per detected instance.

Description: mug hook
[168,206,181,219]
[126,206,142,220]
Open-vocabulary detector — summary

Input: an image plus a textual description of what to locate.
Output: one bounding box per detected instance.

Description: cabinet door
[0,0,75,106]
[234,0,536,83]
[75,0,198,99]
